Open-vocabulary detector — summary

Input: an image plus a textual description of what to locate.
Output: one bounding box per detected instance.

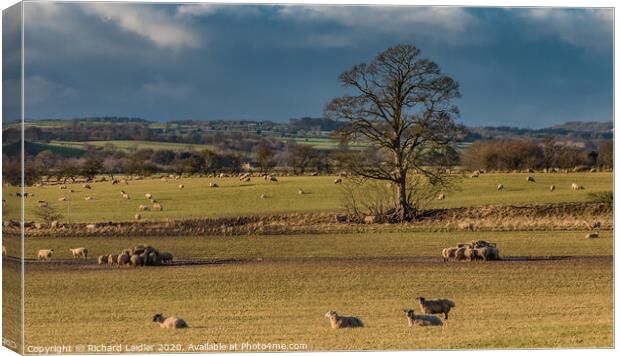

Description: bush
[587,191,613,205]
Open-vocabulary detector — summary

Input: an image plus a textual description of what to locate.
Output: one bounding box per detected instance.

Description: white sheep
[58,197,66,201]
[526,176,535,182]
[269,176,278,182]
[134,213,142,220]
[69,247,88,259]
[571,183,584,190]
[122,193,130,200]
[209,182,219,188]
[437,193,445,200]
[97,255,109,265]
[404,309,443,327]
[153,203,163,211]
[442,247,457,262]
[37,249,54,260]
[324,311,364,329]
[153,314,188,329]
[497,183,504,191]
[298,188,305,195]
[108,254,118,266]
[585,232,599,239]
[550,184,556,192]
[260,194,266,199]
[84,196,93,201]
[178,184,184,190]
[2,245,6,256]
[117,252,131,266]
[334,178,342,184]
[82,184,91,189]
[139,204,149,211]
[145,193,153,199]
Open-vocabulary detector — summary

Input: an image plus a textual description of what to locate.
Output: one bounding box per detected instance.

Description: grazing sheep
[437,193,445,200]
[134,214,141,220]
[108,254,118,266]
[37,249,54,261]
[178,184,184,190]
[404,309,443,327]
[497,183,504,191]
[153,314,188,329]
[298,188,305,195]
[526,176,535,182]
[69,247,88,259]
[122,193,130,200]
[112,179,119,185]
[85,196,93,201]
[97,255,108,265]
[130,254,143,267]
[58,197,67,201]
[82,184,91,189]
[145,193,153,199]
[159,252,173,264]
[334,178,342,184]
[139,204,149,211]
[464,247,478,261]
[324,311,364,329]
[209,182,219,188]
[442,247,457,262]
[550,184,556,192]
[585,232,599,239]
[571,183,584,190]
[454,247,466,261]
[416,297,455,320]
[470,171,480,178]
[153,203,163,211]
[260,194,266,199]
[117,252,131,266]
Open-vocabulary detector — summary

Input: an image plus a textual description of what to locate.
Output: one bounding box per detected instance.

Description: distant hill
[549,121,613,133]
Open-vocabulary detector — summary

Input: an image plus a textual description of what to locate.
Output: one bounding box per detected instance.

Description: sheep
[437,193,445,200]
[178,184,184,190]
[497,183,504,191]
[298,188,305,195]
[474,246,500,261]
[59,185,67,190]
[260,194,266,199]
[58,197,67,201]
[69,247,88,259]
[130,254,143,267]
[550,184,556,192]
[416,297,455,320]
[526,176,535,182]
[82,184,91,189]
[585,232,599,239]
[209,182,219,188]
[97,255,109,265]
[470,171,480,178]
[152,314,188,329]
[134,214,142,220]
[122,193,130,200]
[37,202,48,208]
[334,178,342,184]
[241,177,251,182]
[441,247,457,262]
[139,204,149,211]
[160,177,168,182]
[152,203,163,211]
[454,247,466,261]
[583,220,602,231]
[464,247,478,261]
[86,224,97,230]
[2,245,6,257]
[324,311,364,329]
[159,252,173,264]
[269,176,278,182]
[112,179,119,185]
[145,193,153,199]
[85,196,93,201]
[108,254,118,266]
[571,183,584,190]
[117,252,131,266]
[37,249,54,261]
[404,309,443,327]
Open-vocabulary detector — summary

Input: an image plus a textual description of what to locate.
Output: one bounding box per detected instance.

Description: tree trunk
[396,172,410,222]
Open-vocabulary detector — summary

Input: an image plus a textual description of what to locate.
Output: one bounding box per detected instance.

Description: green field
[3,173,613,223]
[48,140,216,152]
[19,230,613,350]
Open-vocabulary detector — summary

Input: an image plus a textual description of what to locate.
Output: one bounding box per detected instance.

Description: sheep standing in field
[526,176,535,182]
[583,220,602,231]
[37,249,54,261]
[152,314,188,329]
[324,311,364,329]
[122,193,130,200]
[454,247,466,261]
[585,232,599,239]
[145,193,152,200]
[117,252,131,266]
[152,202,163,211]
[84,196,93,201]
[241,176,251,182]
[571,183,584,190]
[260,194,266,199]
[550,184,556,192]
[37,202,48,208]
[416,297,455,320]
[108,254,118,266]
[209,182,219,188]
[269,176,278,182]
[178,184,184,190]
[334,178,342,184]
[97,255,109,265]
[69,247,88,260]
[82,184,91,189]
[497,183,504,191]
[159,252,173,264]
[130,254,143,267]
[464,247,478,261]
[58,197,66,201]
[474,246,500,261]
[442,247,457,262]
[134,214,142,220]
[404,309,443,327]
[139,204,149,211]
[437,193,445,200]
[298,188,305,195]
[470,171,480,178]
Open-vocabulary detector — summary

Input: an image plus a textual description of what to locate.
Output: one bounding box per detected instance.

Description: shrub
[587,191,613,205]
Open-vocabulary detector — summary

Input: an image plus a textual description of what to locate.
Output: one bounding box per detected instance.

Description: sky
[2,2,614,128]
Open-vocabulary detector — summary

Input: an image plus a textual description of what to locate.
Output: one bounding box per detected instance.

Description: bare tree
[325,44,461,221]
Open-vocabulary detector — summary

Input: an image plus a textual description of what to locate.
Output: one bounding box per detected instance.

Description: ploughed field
[20,230,613,350]
[3,172,613,223]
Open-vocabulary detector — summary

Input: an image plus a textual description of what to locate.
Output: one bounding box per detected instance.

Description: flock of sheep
[326,296,455,329]
[442,240,501,262]
[36,244,173,267]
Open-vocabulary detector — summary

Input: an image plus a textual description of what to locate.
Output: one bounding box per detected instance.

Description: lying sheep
[84,196,93,201]
[37,202,48,208]
[152,314,188,329]
[441,247,457,262]
[324,311,364,329]
[416,297,455,320]
[159,252,173,264]
[98,255,109,265]
[37,249,54,261]
[58,197,67,201]
[69,247,88,259]
[260,194,266,199]
[404,309,443,327]
[585,232,599,239]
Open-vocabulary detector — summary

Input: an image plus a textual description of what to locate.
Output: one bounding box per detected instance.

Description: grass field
[3,172,613,223]
[19,230,613,350]
[48,140,216,152]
